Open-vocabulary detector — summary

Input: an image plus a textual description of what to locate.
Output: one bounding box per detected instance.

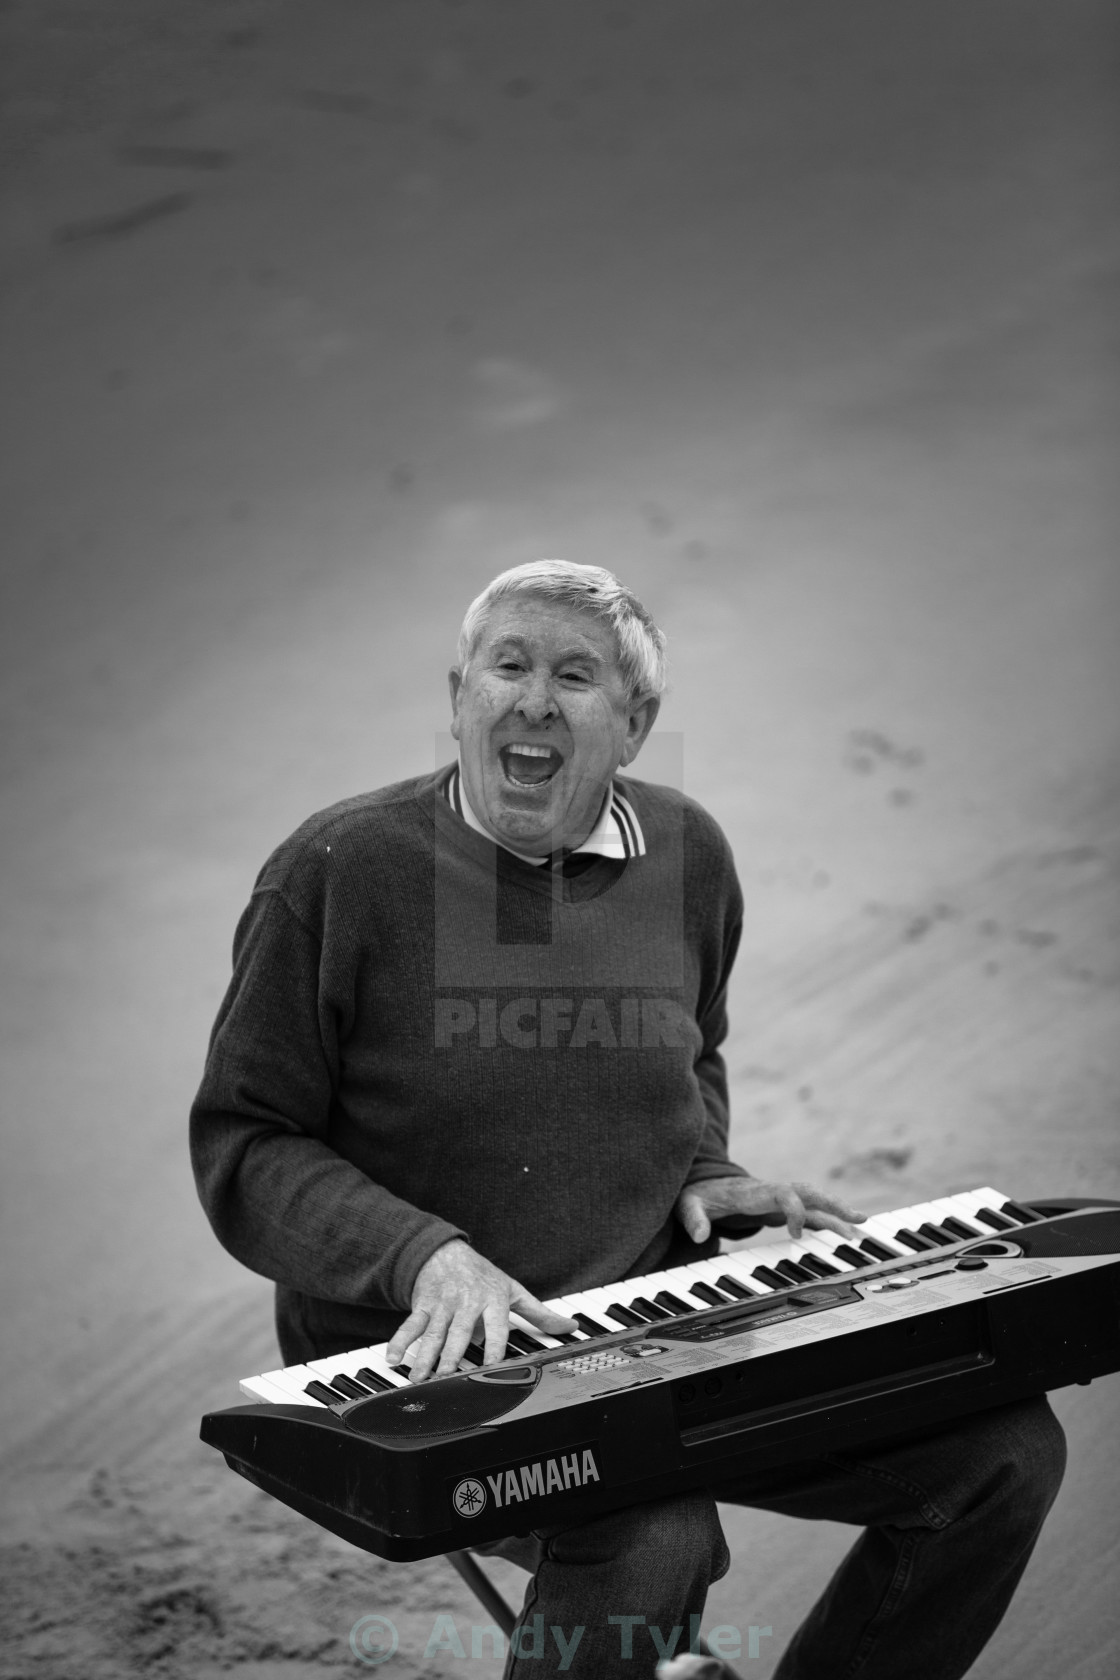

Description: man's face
[449,595,659,854]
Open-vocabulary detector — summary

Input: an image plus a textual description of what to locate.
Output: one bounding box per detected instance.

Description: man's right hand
[386,1239,579,1383]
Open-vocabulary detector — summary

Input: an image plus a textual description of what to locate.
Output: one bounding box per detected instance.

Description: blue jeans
[478,1396,1066,1678]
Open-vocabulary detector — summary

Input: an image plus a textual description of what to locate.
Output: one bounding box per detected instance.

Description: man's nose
[515,672,559,723]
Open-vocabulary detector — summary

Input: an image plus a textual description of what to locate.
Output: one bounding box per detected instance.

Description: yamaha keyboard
[201,1188,1120,1559]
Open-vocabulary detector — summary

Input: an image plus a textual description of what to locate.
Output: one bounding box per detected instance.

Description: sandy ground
[1,2,1118,1676]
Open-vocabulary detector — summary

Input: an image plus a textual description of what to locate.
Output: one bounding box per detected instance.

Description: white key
[954,1186,1015,1221]
[920,1202,987,1243]
[508,1311,567,1349]
[922,1197,988,1235]
[306,1352,400,1393]
[573,1279,658,1316]
[679,1256,764,1298]
[652,1262,727,1300]
[857,1215,910,1254]
[723,1244,794,1277]
[793,1232,860,1272]
[800,1225,860,1255]
[256,1362,338,1406]
[689,1257,765,1297]
[240,1372,316,1405]
[711,1251,780,1292]
[548,1294,610,1338]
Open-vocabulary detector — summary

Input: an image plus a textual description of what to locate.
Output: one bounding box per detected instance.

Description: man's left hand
[676,1177,866,1244]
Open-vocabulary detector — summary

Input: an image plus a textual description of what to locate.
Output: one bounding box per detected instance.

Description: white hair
[456,560,667,700]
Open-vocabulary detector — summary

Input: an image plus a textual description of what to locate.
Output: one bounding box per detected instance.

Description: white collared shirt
[444,763,646,864]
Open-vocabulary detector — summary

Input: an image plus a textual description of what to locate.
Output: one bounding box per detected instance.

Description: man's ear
[618,694,660,768]
[447,668,463,740]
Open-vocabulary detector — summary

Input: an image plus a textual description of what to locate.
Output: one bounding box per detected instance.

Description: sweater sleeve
[680,800,751,1188]
[189,885,466,1311]
[686,907,750,1186]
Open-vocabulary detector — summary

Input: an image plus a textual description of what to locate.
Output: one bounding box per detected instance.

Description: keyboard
[202,1188,1120,1558]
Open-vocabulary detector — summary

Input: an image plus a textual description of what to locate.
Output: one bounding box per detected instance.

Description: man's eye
[560,671,589,684]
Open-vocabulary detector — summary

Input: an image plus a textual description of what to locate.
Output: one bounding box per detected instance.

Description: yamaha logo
[449,1443,602,1522]
[452,1478,488,1518]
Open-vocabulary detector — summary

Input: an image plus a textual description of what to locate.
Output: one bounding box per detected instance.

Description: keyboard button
[505,1329,547,1355]
[751,1265,789,1290]
[939,1216,984,1241]
[605,1303,647,1328]
[241,1372,317,1405]
[304,1380,346,1406]
[653,1291,695,1316]
[858,1236,904,1261]
[715,1273,759,1299]
[355,1367,398,1392]
[774,1260,815,1284]
[894,1227,938,1251]
[331,1374,374,1400]
[1001,1200,1043,1224]
[690,1281,733,1306]
[629,1295,673,1320]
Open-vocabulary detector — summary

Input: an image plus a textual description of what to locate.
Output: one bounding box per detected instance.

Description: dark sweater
[190,769,745,1359]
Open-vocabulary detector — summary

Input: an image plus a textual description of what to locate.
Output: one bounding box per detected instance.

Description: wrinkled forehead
[467,594,623,668]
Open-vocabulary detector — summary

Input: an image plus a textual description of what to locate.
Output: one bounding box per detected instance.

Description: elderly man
[191,561,1064,1679]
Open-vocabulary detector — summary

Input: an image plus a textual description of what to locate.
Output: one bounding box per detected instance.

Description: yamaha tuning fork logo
[451,1477,488,1518]
[450,1443,603,1522]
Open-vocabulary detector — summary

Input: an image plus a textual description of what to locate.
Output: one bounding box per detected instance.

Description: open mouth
[499,743,562,789]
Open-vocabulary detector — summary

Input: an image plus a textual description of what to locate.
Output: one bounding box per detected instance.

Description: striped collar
[444,764,646,863]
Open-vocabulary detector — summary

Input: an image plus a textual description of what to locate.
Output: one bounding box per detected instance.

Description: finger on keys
[407,1308,456,1383]
[510,1289,580,1339]
[433,1307,485,1378]
[481,1300,513,1368]
[796,1186,866,1240]
[386,1306,431,1367]
[772,1184,809,1239]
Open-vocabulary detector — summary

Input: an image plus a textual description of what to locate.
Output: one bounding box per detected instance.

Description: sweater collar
[445,763,646,864]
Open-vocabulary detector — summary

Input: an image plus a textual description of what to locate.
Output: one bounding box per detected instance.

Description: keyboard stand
[445,1549,737,1673]
[446,1550,517,1636]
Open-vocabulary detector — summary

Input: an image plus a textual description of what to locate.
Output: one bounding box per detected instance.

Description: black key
[774,1259,815,1284]
[653,1291,695,1315]
[751,1265,788,1290]
[355,1366,398,1392]
[505,1329,547,1354]
[917,1224,955,1247]
[330,1374,374,1400]
[859,1236,903,1261]
[796,1254,840,1278]
[552,1332,582,1344]
[630,1295,673,1320]
[975,1205,1015,1230]
[1001,1199,1043,1223]
[715,1273,759,1298]
[690,1281,733,1306]
[573,1312,611,1337]
[939,1216,984,1241]
[462,1343,486,1366]
[304,1380,347,1406]
[605,1303,647,1328]
[832,1243,872,1269]
[613,1298,662,1324]
[894,1227,938,1252]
